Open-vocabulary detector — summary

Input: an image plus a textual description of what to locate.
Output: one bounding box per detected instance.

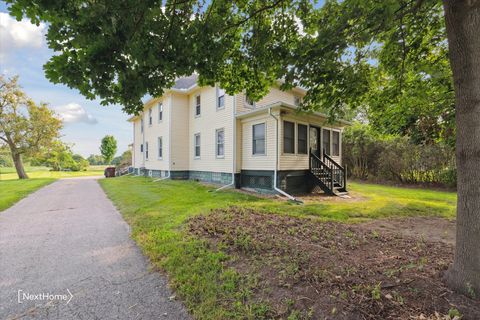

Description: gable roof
[172,74,198,90]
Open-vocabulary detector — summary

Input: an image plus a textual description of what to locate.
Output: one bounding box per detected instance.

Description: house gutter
[268,107,303,204]
[215,93,236,191]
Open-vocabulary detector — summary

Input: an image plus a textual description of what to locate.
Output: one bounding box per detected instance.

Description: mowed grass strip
[0,166,106,180]
[99,176,457,319]
[0,178,55,211]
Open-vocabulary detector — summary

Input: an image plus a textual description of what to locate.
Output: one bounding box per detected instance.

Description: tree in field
[6,0,479,295]
[100,135,117,165]
[0,75,62,179]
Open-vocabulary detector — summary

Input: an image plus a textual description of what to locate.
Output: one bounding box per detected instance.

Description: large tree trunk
[12,151,28,179]
[443,0,480,297]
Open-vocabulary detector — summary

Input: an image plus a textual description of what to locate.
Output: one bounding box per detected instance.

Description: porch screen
[283,121,295,154]
[322,129,330,155]
[297,124,308,154]
[332,131,340,156]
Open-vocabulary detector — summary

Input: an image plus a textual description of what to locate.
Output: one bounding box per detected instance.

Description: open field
[0,165,106,180]
[98,177,472,319]
[0,178,55,211]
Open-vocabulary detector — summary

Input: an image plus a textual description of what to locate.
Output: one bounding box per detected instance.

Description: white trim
[194,132,201,159]
[216,86,226,110]
[252,122,266,156]
[194,94,201,117]
[158,102,164,122]
[215,128,225,158]
[157,136,163,160]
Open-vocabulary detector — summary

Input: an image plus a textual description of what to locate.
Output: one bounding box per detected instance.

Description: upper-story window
[148,109,152,125]
[283,121,295,154]
[252,123,266,155]
[294,95,302,107]
[158,103,163,121]
[245,94,255,108]
[216,129,225,157]
[195,95,201,117]
[145,141,149,159]
[140,118,144,133]
[217,87,225,110]
[140,143,143,152]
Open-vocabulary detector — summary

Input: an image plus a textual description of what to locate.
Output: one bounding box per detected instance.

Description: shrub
[343,123,456,188]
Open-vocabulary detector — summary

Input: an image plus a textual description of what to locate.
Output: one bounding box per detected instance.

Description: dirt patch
[189,208,479,319]
[359,217,456,245]
[298,190,369,203]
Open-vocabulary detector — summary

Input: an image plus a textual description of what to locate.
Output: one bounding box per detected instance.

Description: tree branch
[222,0,287,32]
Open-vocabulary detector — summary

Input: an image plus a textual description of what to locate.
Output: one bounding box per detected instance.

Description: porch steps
[309,152,347,196]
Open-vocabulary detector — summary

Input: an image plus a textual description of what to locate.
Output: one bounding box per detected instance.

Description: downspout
[215,93,236,191]
[268,107,303,203]
[153,94,172,182]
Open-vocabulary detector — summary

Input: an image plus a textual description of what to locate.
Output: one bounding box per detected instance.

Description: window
[217,87,225,109]
[148,108,152,125]
[216,129,225,157]
[245,94,255,108]
[140,118,144,133]
[195,95,201,117]
[194,133,201,158]
[253,123,266,155]
[157,137,163,159]
[322,129,331,155]
[283,121,295,154]
[297,124,308,154]
[140,143,143,152]
[145,142,149,159]
[294,95,302,106]
[332,131,340,156]
[158,103,163,121]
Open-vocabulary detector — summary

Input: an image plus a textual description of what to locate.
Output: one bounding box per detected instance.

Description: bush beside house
[343,123,456,188]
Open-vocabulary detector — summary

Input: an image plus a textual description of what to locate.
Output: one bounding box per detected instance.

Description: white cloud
[55,103,98,125]
[0,12,46,60]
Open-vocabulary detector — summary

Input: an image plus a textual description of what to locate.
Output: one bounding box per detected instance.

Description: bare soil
[189,208,479,319]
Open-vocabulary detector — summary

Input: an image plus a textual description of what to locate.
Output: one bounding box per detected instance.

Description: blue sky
[0,2,131,157]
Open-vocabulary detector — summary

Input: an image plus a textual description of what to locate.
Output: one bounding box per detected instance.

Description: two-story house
[129,75,349,196]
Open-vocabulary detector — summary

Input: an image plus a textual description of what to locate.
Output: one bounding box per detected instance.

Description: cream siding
[235,87,305,114]
[170,93,190,171]
[240,113,277,171]
[132,117,144,168]
[143,97,170,171]
[188,86,234,173]
[130,83,345,177]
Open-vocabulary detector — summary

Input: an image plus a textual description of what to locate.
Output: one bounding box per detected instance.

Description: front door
[309,126,321,157]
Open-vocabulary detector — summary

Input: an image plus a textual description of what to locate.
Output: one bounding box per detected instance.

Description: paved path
[0,177,190,320]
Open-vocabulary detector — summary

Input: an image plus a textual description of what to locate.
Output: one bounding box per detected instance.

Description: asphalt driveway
[0,177,190,319]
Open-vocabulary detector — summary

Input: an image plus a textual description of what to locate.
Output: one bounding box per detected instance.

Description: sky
[0,2,131,157]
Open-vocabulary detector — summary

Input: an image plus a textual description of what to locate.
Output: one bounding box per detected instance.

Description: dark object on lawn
[104,167,115,178]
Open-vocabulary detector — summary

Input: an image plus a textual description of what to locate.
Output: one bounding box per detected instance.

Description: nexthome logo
[17,289,73,305]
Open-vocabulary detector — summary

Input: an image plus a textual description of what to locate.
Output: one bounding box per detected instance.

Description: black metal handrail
[310,152,334,191]
[323,152,346,190]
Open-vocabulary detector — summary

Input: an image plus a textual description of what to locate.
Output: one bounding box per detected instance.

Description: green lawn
[99,177,456,319]
[0,165,106,180]
[0,178,55,211]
